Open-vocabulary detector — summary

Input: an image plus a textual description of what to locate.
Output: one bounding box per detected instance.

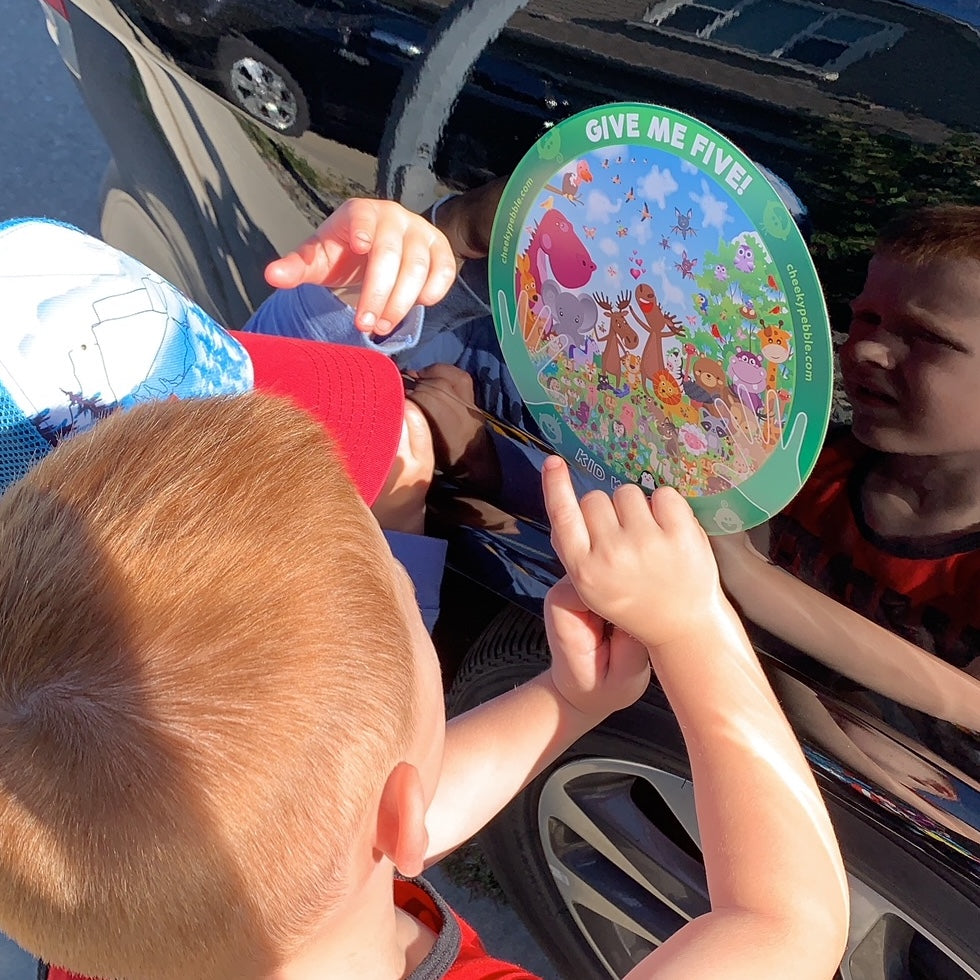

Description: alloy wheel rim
[229,57,298,131]
[537,757,706,978]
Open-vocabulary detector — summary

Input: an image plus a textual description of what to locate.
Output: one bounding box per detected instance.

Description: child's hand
[264,198,457,335]
[545,577,651,720]
[370,401,435,535]
[407,363,501,493]
[542,455,724,652]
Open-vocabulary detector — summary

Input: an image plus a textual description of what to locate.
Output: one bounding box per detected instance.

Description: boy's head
[0,219,444,978]
[841,203,980,455]
[0,394,428,979]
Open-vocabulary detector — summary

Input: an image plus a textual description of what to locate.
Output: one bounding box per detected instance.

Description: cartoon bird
[601,158,610,169]
[640,202,653,222]
[612,174,622,185]
[693,292,709,316]
[734,242,756,273]
[625,186,636,202]
[659,236,671,250]
[544,158,593,206]
[714,263,728,281]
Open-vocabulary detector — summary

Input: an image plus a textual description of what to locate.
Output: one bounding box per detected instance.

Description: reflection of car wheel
[448,607,980,980]
[447,607,705,978]
[215,38,310,136]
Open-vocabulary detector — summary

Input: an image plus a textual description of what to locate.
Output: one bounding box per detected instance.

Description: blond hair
[0,394,416,979]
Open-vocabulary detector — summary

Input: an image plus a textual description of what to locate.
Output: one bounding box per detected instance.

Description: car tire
[447,606,708,979]
[215,37,310,137]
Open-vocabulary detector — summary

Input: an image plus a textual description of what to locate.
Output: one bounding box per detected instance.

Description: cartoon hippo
[527,207,597,296]
[727,347,766,414]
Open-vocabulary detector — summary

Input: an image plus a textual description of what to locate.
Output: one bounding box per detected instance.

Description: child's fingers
[412,363,475,403]
[612,483,654,530]
[542,456,593,563]
[264,249,313,288]
[649,485,698,536]
[371,225,455,332]
[264,234,345,289]
[415,231,458,307]
[402,401,435,474]
[265,201,376,289]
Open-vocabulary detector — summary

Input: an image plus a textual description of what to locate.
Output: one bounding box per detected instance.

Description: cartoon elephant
[539,279,599,344]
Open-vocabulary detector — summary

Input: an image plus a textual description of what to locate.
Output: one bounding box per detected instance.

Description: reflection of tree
[788,121,980,327]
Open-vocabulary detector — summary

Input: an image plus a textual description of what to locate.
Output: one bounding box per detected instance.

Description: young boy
[0,211,848,980]
[758,205,980,674]
[0,399,848,980]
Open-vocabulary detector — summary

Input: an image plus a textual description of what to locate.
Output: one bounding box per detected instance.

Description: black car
[37,0,980,976]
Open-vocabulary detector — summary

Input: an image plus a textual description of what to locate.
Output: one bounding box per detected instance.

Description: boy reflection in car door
[764,205,980,676]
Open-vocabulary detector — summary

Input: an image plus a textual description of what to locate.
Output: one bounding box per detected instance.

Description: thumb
[264,251,309,289]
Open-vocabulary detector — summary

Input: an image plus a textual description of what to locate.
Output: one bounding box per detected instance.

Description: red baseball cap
[231,330,405,506]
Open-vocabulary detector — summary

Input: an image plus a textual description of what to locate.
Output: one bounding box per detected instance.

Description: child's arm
[712,530,980,730]
[264,198,457,335]
[423,464,655,861]
[536,459,848,980]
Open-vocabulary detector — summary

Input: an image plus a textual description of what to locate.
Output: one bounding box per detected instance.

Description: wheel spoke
[538,758,710,951]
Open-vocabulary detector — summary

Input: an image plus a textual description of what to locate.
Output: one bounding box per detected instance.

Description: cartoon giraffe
[628,283,685,394]
[759,318,791,444]
[593,291,639,392]
[515,252,547,349]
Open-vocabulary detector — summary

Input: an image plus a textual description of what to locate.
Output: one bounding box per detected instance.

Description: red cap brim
[230,331,404,506]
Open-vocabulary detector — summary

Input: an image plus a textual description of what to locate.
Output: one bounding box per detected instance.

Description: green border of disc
[488,102,833,534]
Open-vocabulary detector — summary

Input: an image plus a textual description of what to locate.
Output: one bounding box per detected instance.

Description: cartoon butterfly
[616,223,629,238]
[625,186,635,202]
[583,226,597,239]
[640,202,653,222]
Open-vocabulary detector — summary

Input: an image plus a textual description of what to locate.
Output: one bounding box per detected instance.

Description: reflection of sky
[906,0,980,28]
[519,144,761,323]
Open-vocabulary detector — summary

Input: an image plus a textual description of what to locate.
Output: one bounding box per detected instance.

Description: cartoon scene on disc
[489,103,833,534]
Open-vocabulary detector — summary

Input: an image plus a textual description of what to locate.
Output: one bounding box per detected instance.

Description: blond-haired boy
[0,208,848,980]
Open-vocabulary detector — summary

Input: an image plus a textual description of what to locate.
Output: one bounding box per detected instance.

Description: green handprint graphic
[713,391,810,520]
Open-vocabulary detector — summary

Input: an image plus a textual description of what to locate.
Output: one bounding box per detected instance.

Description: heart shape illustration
[629,267,642,279]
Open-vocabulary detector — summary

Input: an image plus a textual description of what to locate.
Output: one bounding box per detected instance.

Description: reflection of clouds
[650,258,686,306]
[599,238,619,257]
[639,166,678,209]
[632,217,653,245]
[585,190,623,223]
[691,179,733,234]
[681,159,699,174]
